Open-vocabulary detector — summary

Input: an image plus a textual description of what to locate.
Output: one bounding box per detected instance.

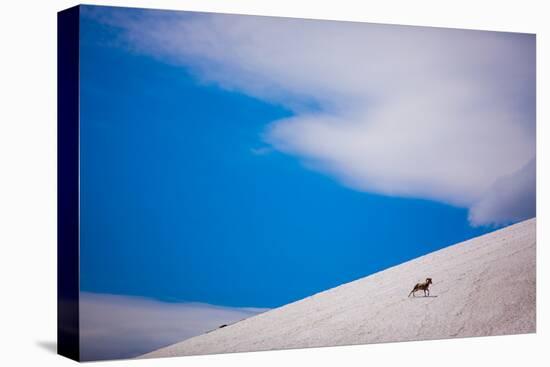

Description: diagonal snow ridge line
[139,218,535,358]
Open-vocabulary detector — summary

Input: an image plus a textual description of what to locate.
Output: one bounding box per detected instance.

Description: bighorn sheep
[408,278,433,297]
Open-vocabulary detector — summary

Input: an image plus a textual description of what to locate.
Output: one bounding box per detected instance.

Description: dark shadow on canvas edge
[36,340,57,354]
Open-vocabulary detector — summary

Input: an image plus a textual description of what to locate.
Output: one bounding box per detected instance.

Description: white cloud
[469,158,536,226]
[79,292,267,361]
[84,7,536,225]
[250,146,273,155]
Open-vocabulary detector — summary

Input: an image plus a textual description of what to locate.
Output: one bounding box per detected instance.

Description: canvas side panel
[57,5,80,362]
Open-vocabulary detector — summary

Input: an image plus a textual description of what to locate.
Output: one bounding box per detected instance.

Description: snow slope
[141,218,536,358]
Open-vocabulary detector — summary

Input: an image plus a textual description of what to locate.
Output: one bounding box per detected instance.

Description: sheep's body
[408,278,432,297]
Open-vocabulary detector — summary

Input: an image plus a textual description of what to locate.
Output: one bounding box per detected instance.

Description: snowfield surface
[140,218,536,358]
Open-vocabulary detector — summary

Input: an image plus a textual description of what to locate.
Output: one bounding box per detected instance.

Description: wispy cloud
[83,7,536,226]
[79,292,268,361]
[250,146,273,155]
[469,158,536,226]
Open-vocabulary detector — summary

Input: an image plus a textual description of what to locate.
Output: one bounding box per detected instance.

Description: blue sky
[77,5,535,360]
